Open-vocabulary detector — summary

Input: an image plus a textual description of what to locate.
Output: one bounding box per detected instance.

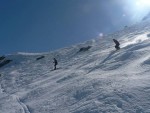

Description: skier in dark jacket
[53,58,58,70]
[113,39,120,50]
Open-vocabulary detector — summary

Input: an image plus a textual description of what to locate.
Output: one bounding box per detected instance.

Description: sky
[0,0,150,55]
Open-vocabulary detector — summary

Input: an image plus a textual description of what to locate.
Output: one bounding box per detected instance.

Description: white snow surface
[1,20,150,113]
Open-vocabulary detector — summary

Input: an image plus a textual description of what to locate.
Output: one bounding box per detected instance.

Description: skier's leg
[115,45,120,50]
[115,45,117,50]
[54,64,56,70]
[116,45,120,50]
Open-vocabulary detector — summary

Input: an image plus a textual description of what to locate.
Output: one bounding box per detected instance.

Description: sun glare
[136,0,150,7]
[127,0,150,22]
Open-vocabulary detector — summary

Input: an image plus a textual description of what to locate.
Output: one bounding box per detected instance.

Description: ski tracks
[12,94,31,113]
[1,83,30,113]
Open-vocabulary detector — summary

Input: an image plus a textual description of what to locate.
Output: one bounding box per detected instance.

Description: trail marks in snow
[12,94,31,113]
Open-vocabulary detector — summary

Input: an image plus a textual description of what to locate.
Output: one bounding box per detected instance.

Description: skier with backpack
[53,58,58,70]
[113,39,120,50]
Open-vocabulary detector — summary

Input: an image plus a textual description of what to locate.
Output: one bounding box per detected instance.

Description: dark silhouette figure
[53,58,58,70]
[113,39,120,50]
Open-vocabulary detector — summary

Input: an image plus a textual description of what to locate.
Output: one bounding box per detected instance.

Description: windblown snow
[1,20,150,113]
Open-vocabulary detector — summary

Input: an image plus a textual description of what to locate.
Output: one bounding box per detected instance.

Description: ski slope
[1,20,150,113]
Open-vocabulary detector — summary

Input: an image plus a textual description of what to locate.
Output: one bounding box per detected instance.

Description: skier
[53,58,58,70]
[113,39,120,50]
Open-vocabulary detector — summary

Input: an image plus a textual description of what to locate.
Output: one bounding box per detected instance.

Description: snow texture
[1,20,150,113]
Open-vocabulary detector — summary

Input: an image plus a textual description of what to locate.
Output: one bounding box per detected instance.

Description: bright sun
[136,0,150,7]
[132,0,150,20]
[124,0,150,22]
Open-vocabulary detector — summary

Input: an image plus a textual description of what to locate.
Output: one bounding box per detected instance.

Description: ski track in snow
[0,75,31,113]
[12,94,31,113]
[0,86,31,113]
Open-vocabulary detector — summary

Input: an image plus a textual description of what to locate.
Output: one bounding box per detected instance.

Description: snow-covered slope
[1,20,150,113]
